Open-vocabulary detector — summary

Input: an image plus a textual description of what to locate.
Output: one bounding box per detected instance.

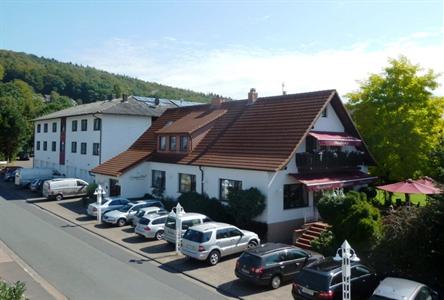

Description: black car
[292,258,379,300]
[235,243,324,289]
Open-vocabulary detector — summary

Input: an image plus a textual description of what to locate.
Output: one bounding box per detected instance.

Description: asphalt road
[0,184,228,300]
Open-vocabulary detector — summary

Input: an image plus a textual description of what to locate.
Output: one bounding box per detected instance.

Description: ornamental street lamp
[333,240,360,300]
[169,203,185,255]
[94,184,106,223]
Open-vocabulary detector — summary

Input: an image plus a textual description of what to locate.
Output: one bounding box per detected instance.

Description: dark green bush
[310,230,336,256]
[0,281,27,300]
[177,192,235,223]
[227,187,266,227]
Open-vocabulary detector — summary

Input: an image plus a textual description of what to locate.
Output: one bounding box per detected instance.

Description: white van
[163,212,211,244]
[42,178,88,201]
[15,168,62,187]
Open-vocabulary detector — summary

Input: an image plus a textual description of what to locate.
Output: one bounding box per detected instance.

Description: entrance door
[313,191,323,221]
[109,179,121,196]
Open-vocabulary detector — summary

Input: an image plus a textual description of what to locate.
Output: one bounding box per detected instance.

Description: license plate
[301,287,315,296]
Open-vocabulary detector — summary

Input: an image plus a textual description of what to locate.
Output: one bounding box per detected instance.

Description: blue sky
[1,0,443,98]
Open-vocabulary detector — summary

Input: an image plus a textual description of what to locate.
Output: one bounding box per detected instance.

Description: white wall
[312,103,344,132]
[101,114,151,162]
[34,119,61,169]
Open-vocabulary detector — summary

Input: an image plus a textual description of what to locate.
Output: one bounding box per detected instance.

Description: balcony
[295,150,365,173]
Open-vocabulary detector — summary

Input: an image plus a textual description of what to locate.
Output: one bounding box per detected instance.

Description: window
[414,287,433,300]
[179,173,196,193]
[152,216,167,225]
[152,170,166,189]
[216,228,229,239]
[52,122,57,132]
[80,142,87,155]
[286,249,308,261]
[51,141,56,152]
[159,136,166,151]
[44,123,48,133]
[351,266,370,278]
[321,107,328,117]
[182,219,201,230]
[72,120,78,132]
[93,118,101,131]
[93,143,100,156]
[169,136,177,151]
[71,142,77,153]
[219,179,242,202]
[330,273,342,286]
[227,228,243,237]
[37,124,41,133]
[81,119,87,131]
[180,135,189,152]
[36,141,40,150]
[283,184,308,209]
[264,253,281,266]
[43,141,47,151]
[77,180,87,186]
[306,136,318,153]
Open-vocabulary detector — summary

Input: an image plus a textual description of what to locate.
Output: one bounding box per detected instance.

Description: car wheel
[247,240,258,249]
[207,250,220,266]
[117,218,126,227]
[55,194,63,201]
[155,230,164,240]
[270,275,281,289]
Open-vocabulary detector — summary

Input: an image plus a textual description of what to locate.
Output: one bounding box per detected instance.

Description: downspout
[199,165,205,195]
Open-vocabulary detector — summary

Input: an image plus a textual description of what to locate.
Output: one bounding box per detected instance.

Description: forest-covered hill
[0,50,212,103]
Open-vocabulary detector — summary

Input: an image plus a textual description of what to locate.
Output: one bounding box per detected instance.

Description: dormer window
[169,136,177,151]
[180,136,189,152]
[159,136,166,151]
[321,107,328,118]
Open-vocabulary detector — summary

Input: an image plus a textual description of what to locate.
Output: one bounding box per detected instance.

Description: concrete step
[295,241,312,249]
[301,233,318,241]
[306,229,322,237]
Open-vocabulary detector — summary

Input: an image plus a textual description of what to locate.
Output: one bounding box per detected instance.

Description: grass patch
[374,189,427,206]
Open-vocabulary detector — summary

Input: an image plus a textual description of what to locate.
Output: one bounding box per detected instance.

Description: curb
[31,201,240,300]
[0,239,68,300]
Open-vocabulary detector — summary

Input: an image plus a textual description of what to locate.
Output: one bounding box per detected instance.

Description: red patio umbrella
[377,179,441,195]
[414,177,442,194]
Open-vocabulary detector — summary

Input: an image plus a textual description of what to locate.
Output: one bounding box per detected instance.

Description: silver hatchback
[134,214,168,240]
[180,222,260,265]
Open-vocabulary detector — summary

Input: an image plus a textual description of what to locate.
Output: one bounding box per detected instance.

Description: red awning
[308,131,362,146]
[291,171,377,191]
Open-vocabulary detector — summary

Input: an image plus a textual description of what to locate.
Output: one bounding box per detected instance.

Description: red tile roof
[91,90,375,177]
[156,109,227,134]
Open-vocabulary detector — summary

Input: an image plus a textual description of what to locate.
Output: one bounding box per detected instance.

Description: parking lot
[1,179,294,300]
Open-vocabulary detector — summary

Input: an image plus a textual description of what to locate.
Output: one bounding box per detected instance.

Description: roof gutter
[199,165,205,195]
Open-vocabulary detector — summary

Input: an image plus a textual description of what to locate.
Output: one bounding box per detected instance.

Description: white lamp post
[169,203,185,255]
[94,185,106,223]
[333,240,360,300]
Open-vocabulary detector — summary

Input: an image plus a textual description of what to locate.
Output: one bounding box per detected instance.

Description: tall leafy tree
[0,96,27,161]
[347,57,444,181]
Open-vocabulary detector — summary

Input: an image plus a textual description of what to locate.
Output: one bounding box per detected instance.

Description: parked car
[291,258,379,299]
[3,167,22,182]
[29,178,52,194]
[102,200,163,226]
[15,168,62,187]
[369,277,439,300]
[86,197,130,217]
[42,178,88,201]
[163,212,212,244]
[235,243,324,289]
[180,222,260,265]
[131,206,168,226]
[135,213,169,240]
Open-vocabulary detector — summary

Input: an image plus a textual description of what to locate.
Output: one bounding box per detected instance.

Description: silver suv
[180,222,260,265]
[134,213,168,240]
[102,200,163,226]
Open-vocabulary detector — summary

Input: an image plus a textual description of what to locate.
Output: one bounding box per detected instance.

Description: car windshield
[139,218,150,225]
[294,269,331,291]
[117,205,131,212]
[165,216,176,229]
[238,252,262,268]
[183,229,212,243]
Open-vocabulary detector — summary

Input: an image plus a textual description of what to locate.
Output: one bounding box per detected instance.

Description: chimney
[121,94,128,102]
[154,97,160,106]
[211,96,224,106]
[248,88,258,104]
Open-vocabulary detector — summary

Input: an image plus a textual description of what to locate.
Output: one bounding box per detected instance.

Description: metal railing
[295,151,364,173]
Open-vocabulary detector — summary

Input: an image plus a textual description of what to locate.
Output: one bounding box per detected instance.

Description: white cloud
[77,31,444,99]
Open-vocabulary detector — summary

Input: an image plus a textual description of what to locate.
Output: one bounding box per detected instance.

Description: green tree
[0,63,4,80]
[347,56,444,181]
[0,280,27,300]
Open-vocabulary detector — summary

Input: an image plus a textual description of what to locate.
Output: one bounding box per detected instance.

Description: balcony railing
[295,151,365,173]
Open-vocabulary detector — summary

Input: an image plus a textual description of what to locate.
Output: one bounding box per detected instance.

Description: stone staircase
[293,222,330,250]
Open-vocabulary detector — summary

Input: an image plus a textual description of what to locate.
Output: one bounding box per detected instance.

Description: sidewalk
[0,240,65,300]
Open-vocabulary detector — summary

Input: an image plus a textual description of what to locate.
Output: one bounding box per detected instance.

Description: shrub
[177,192,234,223]
[0,281,27,300]
[86,182,98,200]
[227,187,266,227]
[311,230,336,256]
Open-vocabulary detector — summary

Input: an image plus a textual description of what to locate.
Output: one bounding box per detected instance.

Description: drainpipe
[199,165,204,195]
